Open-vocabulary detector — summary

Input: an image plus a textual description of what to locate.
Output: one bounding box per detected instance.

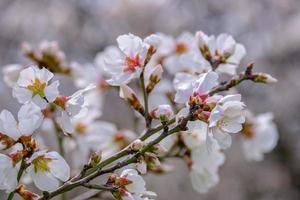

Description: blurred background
[0,0,300,199]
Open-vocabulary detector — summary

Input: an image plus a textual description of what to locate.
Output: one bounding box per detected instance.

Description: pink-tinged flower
[208,94,246,149]
[0,153,19,192]
[118,169,156,200]
[0,103,43,140]
[13,66,59,109]
[241,112,279,161]
[27,151,70,192]
[195,31,246,75]
[104,34,149,86]
[2,64,23,87]
[173,71,219,104]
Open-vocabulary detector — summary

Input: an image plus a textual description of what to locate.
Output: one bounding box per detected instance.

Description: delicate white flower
[182,121,225,193]
[153,32,196,74]
[150,104,174,122]
[55,84,95,133]
[13,66,59,108]
[119,169,156,200]
[104,34,149,86]
[27,151,70,192]
[208,94,245,149]
[2,64,23,87]
[173,71,219,104]
[0,103,43,140]
[195,31,246,75]
[242,113,279,161]
[0,153,19,192]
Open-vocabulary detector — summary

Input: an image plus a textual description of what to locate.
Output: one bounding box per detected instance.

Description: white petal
[18,103,43,136]
[45,81,60,102]
[12,86,32,104]
[28,166,60,192]
[0,110,21,140]
[32,95,48,109]
[212,128,232,149]
[47,151,70,182]
[36,68,54,84]
[17,66,36,87]
[57,111,74,133]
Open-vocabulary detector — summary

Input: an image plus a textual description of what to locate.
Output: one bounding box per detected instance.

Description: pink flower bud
[146,64,163,93]
[150,104,174,122]
[131,139,145,151]
[120,85,144,114]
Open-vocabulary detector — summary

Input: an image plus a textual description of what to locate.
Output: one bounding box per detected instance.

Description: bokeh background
[0,0,300,199]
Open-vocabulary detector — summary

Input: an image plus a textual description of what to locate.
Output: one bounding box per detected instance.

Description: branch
[38,113,192,200]
[209,63,261,96]
[140,69,152,128]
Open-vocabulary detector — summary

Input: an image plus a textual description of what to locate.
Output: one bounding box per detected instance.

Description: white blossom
[195,31,246,75]
[104,34,149,86]
[0,103,43,140]
[119,169,155,200]
[0,154,19,192]
[208,94,245,149]
[182,121,225,193]
[13,66,59,109]
[173,71,219,104]
[242,113,279,161]
[27,151,70,192]
[55,84,95,133]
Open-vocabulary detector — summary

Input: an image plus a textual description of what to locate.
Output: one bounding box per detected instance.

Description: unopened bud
[88,151,102,167]
[151,144,167,156]
[131,139,145,151]
[146,64,163,93]
[16,185,39,200]
[16,185,40,200]
[120,85,144,115]
[136,156,147,174]
[253,73,278,84]
[150,104,174,122]
[196,31,211,60]
[145,152,161,170]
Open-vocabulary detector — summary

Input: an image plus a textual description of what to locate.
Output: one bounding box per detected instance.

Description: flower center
[242,121,255,139]
[27,78,46,97]
[123,54,141,72]
[175,42,188,54]
[32,155,53,173]
[53,96,67,110]
[75,122,87,134]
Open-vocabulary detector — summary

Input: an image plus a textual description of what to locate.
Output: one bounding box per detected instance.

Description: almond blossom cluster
[0,31,278,200]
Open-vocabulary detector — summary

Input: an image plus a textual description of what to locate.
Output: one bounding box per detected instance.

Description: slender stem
[52,118,66,200]
[7,158,27,200]
[140,70,151,128]
[82,183,117,192]
[52,119,65,158]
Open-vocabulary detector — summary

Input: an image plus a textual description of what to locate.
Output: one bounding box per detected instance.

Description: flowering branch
[0,31,279,200]
[209,63,275,96]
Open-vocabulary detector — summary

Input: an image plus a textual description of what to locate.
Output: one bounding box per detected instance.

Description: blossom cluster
[0,31,278,200]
